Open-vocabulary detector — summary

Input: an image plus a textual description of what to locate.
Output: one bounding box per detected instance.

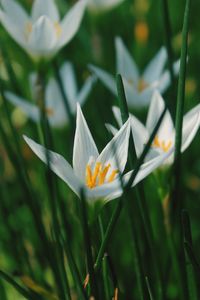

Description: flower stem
[173,0,191,215]
[80,189,99,299]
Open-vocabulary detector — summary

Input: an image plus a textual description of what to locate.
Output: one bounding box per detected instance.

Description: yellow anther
[152,136,172,152]
[85,162,118,189]
[99,164,111,185]
[91,162,101,187]
[153,135,161,148]
[54,22,62,38]
[25,22,33,39]
[45,107,54,116]
[86,165,93,188]
[137,78,148,92]
[108,170,118,183]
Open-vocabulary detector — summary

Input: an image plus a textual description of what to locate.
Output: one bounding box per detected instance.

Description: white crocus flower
[108,91,200,164]
[88,0,124,12]
[23,105,173,205]
[5,62,96,128]
[89,37,180,109]
[0,0,87,60]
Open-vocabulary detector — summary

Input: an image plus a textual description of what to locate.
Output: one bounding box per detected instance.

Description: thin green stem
[0,271,38,300]
[161,0,175,87]
[80,189,99,299]
[182,210,198,299]
[173,0,191,211]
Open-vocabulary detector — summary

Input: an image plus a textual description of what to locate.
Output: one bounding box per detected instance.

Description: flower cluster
[0,0,199,212]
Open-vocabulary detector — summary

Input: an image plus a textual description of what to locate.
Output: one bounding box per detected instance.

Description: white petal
[1,0,29,31]
[59,62,78,104]
[131,147,174,186]
[115,37,139,83]
[143,47,167,83]
[0,9,27,49]
[23,136,81,196]
[112,106,123,127]
[73,104,99,181]
[5,91,40,122]
[181,104,200,152]
[45,78,68,127]
[158,60,180,93]
[75,75,96,107]
[121,78,157,109]
[85,177,122,201]
[31,0,59,22]
[28,16,57,56]
[146,91,174,142]
[105,123,118,136]
[58,0,87,48]
[130,114,149,156]
[60,62,95,112]
[97,119,130,173]
[89,64,117,95]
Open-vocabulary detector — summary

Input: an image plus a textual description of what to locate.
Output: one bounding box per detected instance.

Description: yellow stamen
[91,162,101,187]
[108,170,119,183]
[86,165,93,188]
[85,162,118,189]
[25,22,33,39]
[45,107,54,116]
[54,22,62,38]
[152,135,172,152]
[137,78,148,92]
[153,135,161,148]
[99,164,111,185]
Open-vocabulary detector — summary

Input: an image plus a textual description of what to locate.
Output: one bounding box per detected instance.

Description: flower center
[24,21,62,39]
[25,22,33,39]
[54,22,62,38]
[152,135,172,152]
[137,78,149,92]
[45,107,54,116]
[127,78,149,92]
[86,162,118,189]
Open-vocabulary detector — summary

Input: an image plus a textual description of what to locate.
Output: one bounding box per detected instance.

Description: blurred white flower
[108,91,200,164]
[0,0,87,60]
[24,105,172,204]
[89,37,180,109]
[5,62,95,128]
[88,0,124,12]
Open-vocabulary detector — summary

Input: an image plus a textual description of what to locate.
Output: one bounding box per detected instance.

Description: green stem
[0,271,38,300]
[80,189,99,299]
[182,210,198,299]
[173,0,191,212]
[161,0,175,87]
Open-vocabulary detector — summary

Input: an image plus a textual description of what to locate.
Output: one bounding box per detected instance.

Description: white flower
[5,62,96,128]
[88,0,124,12]
[108,91,200,164]
[89,37,180,109]
[0,0,87,60]
[23,105,173,205]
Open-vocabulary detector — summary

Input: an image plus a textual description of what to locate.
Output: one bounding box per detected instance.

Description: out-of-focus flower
[24,105,173,205]
[108,91,200,164]
[0,0,87,60]
[89,37,180,109]
[88,0,124,12]
[5,62,96,128]
[134,21,149,44]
